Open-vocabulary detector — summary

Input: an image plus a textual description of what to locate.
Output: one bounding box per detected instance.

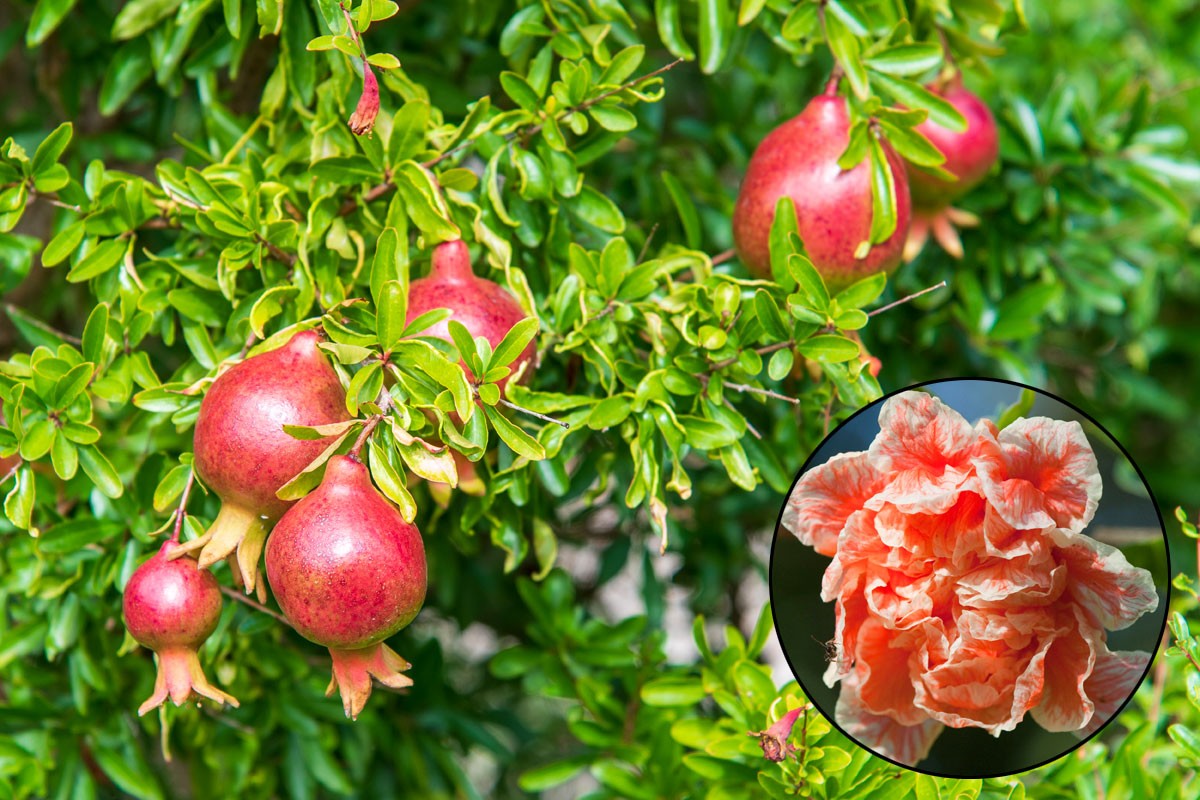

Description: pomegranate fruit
[732,92,911,290]
[264,455,427,719]
[405,239,536,390]
[123,542,238,715]
[172,330,350,598]
[903,77,999,261]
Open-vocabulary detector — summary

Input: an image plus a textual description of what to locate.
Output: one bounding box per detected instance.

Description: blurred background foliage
[1,0,1198,797]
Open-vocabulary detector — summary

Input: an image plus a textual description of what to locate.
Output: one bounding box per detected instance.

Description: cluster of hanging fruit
[121,238,532,720]
[732,71,999,287]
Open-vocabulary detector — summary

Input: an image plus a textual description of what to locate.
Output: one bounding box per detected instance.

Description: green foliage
[1,0,1198,797]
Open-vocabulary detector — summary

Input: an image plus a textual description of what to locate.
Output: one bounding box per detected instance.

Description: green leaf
[996,389,1037,431]
[27,0,80,47]
[484,406,546,460]
[90,743,165,800]
[52,363,93,408]
[641,677,707,706]
[249,286,298,337]
[499,71,541,113]
[587,396,631,429]
[872,72,967,132]
[867,135,899,245]
[768,196,800,287]
[589,104,638,133]
[864,43,944,76]
[788,254,830,309]
[569,186,625,233]
[78,445,123,498]
[42,220,85,267]
[490,318,538,370]
[835,272,887,309]
[825,11,869,99]
[67,238,126,283]
[655,0,695,60]
[531,519,557,580]
[31,122,73,175]
[376,280,407,350]
[662,170,701,249]
[153,464,191,512]
[599,45,645,85]
[367,439,417,522]
[4,467,34,529]
[367,52,400,70]
[0,621,49,670]
[391,341,473,421]
[798,335,860,363]
[697,0,732,74]
[989,281,1063,341]
[393,161,461,242]
[111,0,183,40]
[519,757,589,792]
[81,303,109,365]
[877,119,946,168]
[38,519,123,554]
[19,419,54,461]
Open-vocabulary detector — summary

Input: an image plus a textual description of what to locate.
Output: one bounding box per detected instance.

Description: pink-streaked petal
[1030,609,1100,732]
[868,391,977,474]
[852,618,926,726]
[865,570,953,633]
[823,570,870,688]
[975,417,1102,533]
[1048,528,1160,631]
[1078,645,1152,737]
[866,470,979,515]
[836,672,944,766]
[980,503,1046,560]
[913,631,1051,735]
[782,452,886,557]
[956,555,1067,609]
[820,509,885,602]
[874,493,989,567]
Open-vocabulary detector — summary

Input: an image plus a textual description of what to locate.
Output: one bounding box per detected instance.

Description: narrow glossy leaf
[835,272,887,309]
[662,170,701,249]
[376,280,407,350]
[872,72,967,132]
[111,0,184,40]
[490,318,538,370]
[877,119,946,167]
[78,445,123,498]
[67,238,126,283]
[654,0,695,60]
[484,406,545,460]
[697,0,732,74]
[867,135,899,244]
[825,12,869,99]
[20,418,54,461]
[754,290,790,340]
[27,0,80,47]
[42,220,85,267]
[31,122,73,175]
[276,428,355,501]
[500,71,541,113]
[81,302,109,364]
[568,186,625,233]
[4,466,34,529]
[787,254,830,309]
[864,43,943,76]
[768,196,800,287]
[367,438,417,522]
[798,334,859,363]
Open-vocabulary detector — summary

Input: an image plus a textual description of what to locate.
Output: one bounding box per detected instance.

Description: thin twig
[218,584,292,627]
[254,233,297,267]
[497,397,570,428]
[712,341,791,371]
[169,470,196,544]
[348,385,394,458]
[724,381,800,404]
[867,280,947,318]
[636,223,660,264]
[711,248,737,266]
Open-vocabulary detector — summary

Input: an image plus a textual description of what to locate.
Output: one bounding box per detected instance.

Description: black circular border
[766,376,1172,779]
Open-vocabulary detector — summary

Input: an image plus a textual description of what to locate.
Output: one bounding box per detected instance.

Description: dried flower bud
[348,62,380,137]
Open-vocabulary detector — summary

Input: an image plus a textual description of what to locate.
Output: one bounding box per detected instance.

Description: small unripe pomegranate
[265,455,427,719]
[908,78,999,209]
[903,78,999,261]
[405,239,536,391]
[123,542,238,715]
[173,330,350,597]
[732,92,911,290]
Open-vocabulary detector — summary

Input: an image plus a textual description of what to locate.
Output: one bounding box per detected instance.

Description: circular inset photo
[769,379,1169,777]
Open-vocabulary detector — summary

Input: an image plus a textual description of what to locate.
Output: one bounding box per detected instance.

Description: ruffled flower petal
[782,452,886,557]
[1078,645,1152,737]
[974,417,1102,533]
[836,670,944,766]
[1047,527,1160,630]
[1029,607,1100,732]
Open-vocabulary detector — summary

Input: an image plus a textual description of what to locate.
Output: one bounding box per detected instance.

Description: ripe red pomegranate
[264,455,427,719]
[903,78,999,260]
[405,239,536,390]
[173,330,350,598]
[732,92,911,290]
[123,542,238,715]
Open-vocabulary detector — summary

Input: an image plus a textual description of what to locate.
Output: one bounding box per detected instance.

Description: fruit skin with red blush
[264,454,427,719]
[908,78,999,209]
[732,93,912,290]
[173,329,350,597]
[405,239,536,391]
[123,541,238,715]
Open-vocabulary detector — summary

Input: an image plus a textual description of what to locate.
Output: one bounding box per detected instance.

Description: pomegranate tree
[123,542,238,715]
[173,330,350,597]
[732,91,912,289]
[903,77,1000,260]
[264,455,427,719]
